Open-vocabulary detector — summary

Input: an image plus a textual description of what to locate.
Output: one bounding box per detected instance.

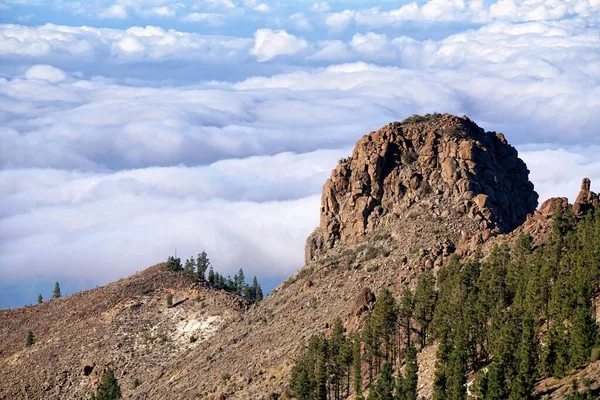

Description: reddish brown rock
[573,178,599,217]
[539,197,569,217]
[307,114,538,261]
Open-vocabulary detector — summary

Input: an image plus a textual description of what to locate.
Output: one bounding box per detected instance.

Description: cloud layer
[0,1,599,307]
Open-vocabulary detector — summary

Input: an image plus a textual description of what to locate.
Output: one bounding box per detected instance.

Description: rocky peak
[573,178,599,217]
[306,114,538,262]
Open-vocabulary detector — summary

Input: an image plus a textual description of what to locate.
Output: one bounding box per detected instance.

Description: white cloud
[251,29,308,61]
[1,8,600,301]
[0,24,252,62]
[254,3,270,12]
[150,6,176,17]
[0,149,347,282]
[325,0,600,31]
[290,13,312,31]
[99,4,128,19]
[182,12,224,25]
[311,2,330,13]
[24,64,68,83]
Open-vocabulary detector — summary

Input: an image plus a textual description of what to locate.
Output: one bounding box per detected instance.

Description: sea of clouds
[0,0,599,307]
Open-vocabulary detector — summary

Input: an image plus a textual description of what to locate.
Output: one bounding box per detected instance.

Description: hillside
[0,264,249,399]
[1,114,598,400]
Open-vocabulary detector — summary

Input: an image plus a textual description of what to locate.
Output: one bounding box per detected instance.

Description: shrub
[166,294,173,308]
[591,347,600,362]
[26,331,35,347]
[91,369,121,400]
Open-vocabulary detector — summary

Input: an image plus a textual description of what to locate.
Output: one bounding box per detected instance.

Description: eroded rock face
[573,178,599,217]
[306,114,538,261]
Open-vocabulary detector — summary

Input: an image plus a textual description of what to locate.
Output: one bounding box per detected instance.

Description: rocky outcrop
[306,114,538,261]
[573,178,599,217]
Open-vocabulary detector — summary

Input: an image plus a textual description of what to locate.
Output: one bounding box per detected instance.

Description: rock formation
[573,177,599,217]
[306,114,538,262]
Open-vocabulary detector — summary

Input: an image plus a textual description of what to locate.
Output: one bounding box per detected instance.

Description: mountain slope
[2,114,598,400]
[0,265,247,399]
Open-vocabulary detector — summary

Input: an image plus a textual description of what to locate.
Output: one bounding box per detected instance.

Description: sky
[0,0,599,308]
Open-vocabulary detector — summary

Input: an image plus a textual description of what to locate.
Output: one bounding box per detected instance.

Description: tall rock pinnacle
[306,114,538,262]
[573,178,599,217]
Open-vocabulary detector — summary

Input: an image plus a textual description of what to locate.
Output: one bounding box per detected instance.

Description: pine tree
[53,282,61,298]
[368,363,394,400]
[91,369,121,399]
[208,266,215,285]
[196,251,210,281]
[373,289,398,363]
[353,335,363,400]
[413,271,436,349]
[26,330,35,347]
[485,360,508,400]
[37,294,43,304]
[250,276,261,302]
[569,306,597,368]
[316,336,328,400]
[330,318,345,400]
[165,256,182,271]
[402,343,418,400]
[237,268,245,296]
[447,323,467,400]
[183,257,196,276]
[340,335,354,398]
[255,283,264,302]
[510,312,538,400]
[398,287,413,351]
[432,326,450,400]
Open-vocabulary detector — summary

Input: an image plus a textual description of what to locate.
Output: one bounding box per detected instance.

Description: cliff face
[307,114,538,262]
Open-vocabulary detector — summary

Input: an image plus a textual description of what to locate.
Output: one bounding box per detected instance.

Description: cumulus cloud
[150,6,177,17]
[99,4,128,19]
[0,24,252,63]
[325,0,600,31]
[251,29,308,61]
[24,64,68,83]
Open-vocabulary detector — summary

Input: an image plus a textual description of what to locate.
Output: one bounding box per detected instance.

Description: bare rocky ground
[1,114,598,399]
[0,265,248,399]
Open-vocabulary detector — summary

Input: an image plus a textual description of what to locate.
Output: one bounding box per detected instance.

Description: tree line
[165,250,263,303]
[289,205,600,399]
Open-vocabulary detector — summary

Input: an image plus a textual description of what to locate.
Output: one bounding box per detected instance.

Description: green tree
[166,293,173,308]
[196,251,210,281]
[485,361,508,400]
[569,306,597,368]
[26,330,35,347]
[402,343,418,400]
[237,268,245,296]
[165,256,182,271]
[510,312,538,400]
[255,282,264,302]
[53,281,61,298]
[91,369,122,400]
[413,271,436,349]
[208,266,215,285]
[353,335,363,400]
[432,326,450,400]
[398,287,413,351]
[37,294,43,304]
[368,363,394,400]
[183,257,196,276]
[373,288,398,363]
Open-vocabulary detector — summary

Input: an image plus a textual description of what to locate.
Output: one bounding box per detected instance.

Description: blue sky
[0,0,599,308]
